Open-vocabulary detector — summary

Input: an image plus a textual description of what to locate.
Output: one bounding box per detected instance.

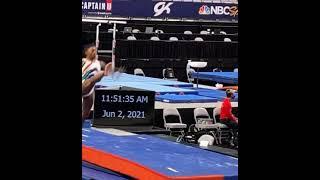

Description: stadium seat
[220,31,227,35]
[150,36,160,41]
[132,29,140,33]
[133,68,145,76]
[200,30,209,35]
[127,35,137,40]
[224,38,232,42]
[194,37,204,41]
[169,37,178,41]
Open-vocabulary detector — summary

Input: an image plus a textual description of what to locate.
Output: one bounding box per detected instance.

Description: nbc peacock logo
[198,5,210,15]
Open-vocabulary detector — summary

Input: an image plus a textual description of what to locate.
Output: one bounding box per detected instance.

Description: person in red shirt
[220,89,238,146]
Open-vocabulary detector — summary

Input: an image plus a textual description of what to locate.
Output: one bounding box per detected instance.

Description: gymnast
[82,43,112,121]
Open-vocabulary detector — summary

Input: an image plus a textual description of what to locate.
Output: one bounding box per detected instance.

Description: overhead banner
[82,0,112,16]
[82,0,238,22]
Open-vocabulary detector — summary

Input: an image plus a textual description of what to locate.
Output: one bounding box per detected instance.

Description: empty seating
[184,30,192,34]
[193,108,219,131]
[224,38,232,42]
[116,40,238,59]
[162,68,177,80]
[127,36,137,40]
[194,37,204,41]
[220,31,227,35]
[163,108,187,137]
[150,36,160,41]
[155,29,164,34]
[200,30,209,35]
[169,37,178,41]
[133,68,145,76]
[132,29,140,33]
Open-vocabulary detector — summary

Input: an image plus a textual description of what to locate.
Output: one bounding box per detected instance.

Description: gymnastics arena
[82,0,238,179]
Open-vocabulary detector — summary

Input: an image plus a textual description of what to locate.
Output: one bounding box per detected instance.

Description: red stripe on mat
[82,145,224,180]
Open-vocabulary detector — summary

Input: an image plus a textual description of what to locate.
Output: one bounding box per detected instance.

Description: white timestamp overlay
[101,110,146,119]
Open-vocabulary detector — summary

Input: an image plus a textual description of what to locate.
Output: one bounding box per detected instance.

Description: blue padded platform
[98,73,193,87]
[155,94,218,103]
[191,72,238,84]
[185,88,238,101]
[199,91,238,101]
[96,81,197,95]
[82,128,238,178]
[94,73,238,102]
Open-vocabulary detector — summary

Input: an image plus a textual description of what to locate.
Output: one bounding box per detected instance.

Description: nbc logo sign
[199,5,211,15]
[199,5,238,17]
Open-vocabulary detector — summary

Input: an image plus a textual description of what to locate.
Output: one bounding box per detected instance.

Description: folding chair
[192,108,220,144]
[187,68,196,83]
[213,106,231,144]
[163,108,187,142]
[162,68,177,81]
